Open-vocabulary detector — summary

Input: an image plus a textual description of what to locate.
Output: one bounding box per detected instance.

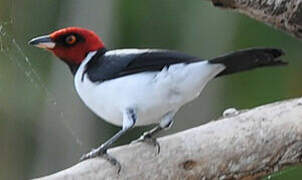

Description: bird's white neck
[74,51,98,83]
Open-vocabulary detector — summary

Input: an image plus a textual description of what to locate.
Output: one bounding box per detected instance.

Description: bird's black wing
[84,49,201,83]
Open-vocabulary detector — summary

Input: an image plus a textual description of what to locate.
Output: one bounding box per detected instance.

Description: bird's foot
[80,146,121,173]
[131,133,160,154]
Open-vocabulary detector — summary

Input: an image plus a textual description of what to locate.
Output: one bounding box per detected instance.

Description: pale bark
[34,97,302,180]
[206,0,302,39]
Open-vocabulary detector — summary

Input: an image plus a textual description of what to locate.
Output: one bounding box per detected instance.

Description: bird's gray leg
[131,111,175,154]
[80,108,136,173]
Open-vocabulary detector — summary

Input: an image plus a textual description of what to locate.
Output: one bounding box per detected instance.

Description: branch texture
[35,98,302,180]
[208,0,302,39]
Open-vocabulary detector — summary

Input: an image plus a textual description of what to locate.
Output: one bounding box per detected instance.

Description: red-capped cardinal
[29,27,287,170]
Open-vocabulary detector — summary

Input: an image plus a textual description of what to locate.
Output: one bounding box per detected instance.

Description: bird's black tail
[209,48,287,77]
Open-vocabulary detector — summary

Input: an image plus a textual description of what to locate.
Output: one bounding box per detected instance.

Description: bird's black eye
[65,35,77,45]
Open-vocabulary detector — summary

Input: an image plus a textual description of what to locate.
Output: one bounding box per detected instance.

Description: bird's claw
[80,147,121,173]
[80,147,106,161]
[131,134,160,154]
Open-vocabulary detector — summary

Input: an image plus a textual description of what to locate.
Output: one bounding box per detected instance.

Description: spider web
[0,19,83,147]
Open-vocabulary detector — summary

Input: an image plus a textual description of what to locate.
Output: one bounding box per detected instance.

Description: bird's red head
[29,27,105,65]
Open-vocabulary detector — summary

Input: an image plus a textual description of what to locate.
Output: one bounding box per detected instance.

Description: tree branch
[206,0,302,39]
[34,97,302,180]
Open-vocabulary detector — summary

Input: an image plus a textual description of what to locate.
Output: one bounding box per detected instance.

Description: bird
[29,27,287,169]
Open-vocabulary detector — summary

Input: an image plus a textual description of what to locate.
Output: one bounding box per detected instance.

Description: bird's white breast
[74,51,225,127]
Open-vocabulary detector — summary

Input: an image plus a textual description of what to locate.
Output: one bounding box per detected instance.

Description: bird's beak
[28,35,55,49]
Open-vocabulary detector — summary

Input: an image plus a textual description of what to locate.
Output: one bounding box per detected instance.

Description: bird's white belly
[74,55,224,127]
[76,72,178,126]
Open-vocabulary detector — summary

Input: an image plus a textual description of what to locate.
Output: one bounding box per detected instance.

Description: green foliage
[263,166,302,180]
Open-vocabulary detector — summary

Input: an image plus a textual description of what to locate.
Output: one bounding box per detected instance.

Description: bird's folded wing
[84,49,203,83]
